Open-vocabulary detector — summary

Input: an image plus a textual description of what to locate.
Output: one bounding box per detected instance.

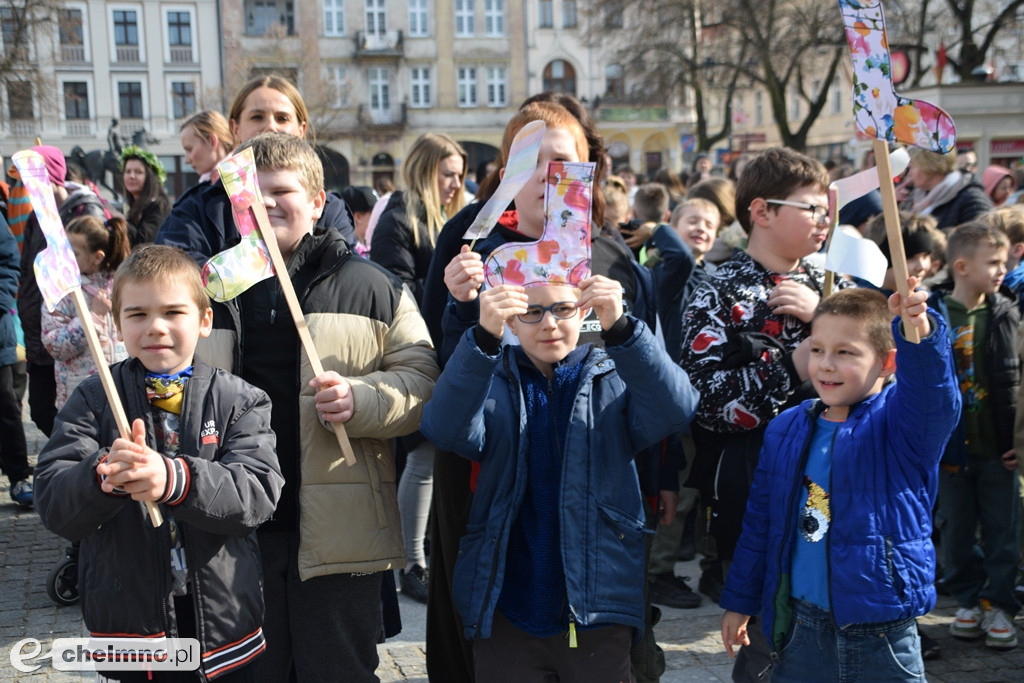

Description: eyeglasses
[517,301,579,324]
[765,199,830,226]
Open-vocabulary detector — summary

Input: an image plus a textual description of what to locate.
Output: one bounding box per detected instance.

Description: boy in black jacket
[36,245,283,681]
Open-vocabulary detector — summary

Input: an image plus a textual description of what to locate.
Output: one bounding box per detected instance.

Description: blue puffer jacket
[420,320,698,640]
[720,315,960,651]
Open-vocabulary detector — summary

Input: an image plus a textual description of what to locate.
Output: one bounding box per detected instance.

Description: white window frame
[410,66,432,108]
[324,0,345,36]
[486,66,506,107]
[754,91,763,126]
[116,78,148,120]
[326,65,348,108]
[60,77,94,121]
[484,0,504,36]
[59,2,92,62]
[162,6,196,63]
[408,0,428,37]
[789,86,800,121]
[368,67,391,121]
[167,77,198,119]
[830,77,842,115]
[457,66,477,107]
[108,4,145,63]
[365,0,386,36]
[455,0,474,37]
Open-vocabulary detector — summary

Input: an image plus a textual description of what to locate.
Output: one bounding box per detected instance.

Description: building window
[167,11,190,46]
[247,1,294,36]
[113,10,138,45]
[486,67,506,107]
[830,77,842,115]
[365,0,385,35]
[409,0,428,37]
[171,81,195,119]
[8,81,32,120]
[457,66,477,107]
[563,0,577,27]
[64,81,90,119]
[455,0,474,37]
[754,91,763,126]
[542,59,575,95]
[59,9,84,47]
[327,66,348,107]
[324,0,344,36]
[606,0,623,28]
[789,86,800,121]
[410,67,431,107]
[605,63,623,98]
[538,0,552,28]
[119,81,143,119]
[484,0,503,36]
[368,67,390,122]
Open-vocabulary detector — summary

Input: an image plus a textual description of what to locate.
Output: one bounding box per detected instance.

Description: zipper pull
[270,308,277,324]
[568,617,578,648]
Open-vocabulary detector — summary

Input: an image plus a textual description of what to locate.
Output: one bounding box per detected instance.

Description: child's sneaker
[9,479,33,508]
[949,605,983,639]
[982,607,1018,650]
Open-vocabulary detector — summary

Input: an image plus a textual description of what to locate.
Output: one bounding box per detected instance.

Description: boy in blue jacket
[420,275,698,682]
[720,282,960,682]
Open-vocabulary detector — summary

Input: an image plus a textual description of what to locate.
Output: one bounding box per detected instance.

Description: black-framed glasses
[765,199,830,226]
[517,301,579,324]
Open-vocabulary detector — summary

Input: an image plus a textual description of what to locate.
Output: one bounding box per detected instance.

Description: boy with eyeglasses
[420,275,698,681]
[678,147,849,679]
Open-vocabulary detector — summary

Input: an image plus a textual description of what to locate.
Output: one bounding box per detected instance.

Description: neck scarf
[145,367,193,415]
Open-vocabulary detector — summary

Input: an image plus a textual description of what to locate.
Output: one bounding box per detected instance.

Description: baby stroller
[47,542,79,606]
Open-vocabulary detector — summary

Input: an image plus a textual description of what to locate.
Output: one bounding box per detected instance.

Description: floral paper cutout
[12,151,81,311]
[484,161,595,288]
[840,0,956,153]
[201,149,276,301]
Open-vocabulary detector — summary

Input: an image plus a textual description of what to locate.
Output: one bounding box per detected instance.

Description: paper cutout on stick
[12,151,81,311]
[201,149,276,301]
[464,121,546,241]
[831,147,909,211]
[825,226,889,287]
[840,0,956,153]
[484,161,594,288]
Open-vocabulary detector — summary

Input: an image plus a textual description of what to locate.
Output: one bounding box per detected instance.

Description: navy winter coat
[420,321,698,640]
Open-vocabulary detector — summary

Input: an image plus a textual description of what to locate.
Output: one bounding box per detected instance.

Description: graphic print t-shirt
[791,415,838,609]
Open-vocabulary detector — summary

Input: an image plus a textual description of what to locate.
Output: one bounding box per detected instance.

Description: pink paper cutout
[12,151,81,311]
[839,0,956,153]
[484,161,595,288]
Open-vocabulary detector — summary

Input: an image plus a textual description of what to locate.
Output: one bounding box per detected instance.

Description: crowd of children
[4,90,1024,682]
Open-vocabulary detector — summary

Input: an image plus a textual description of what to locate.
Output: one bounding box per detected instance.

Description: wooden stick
[249,209,357,467]
[872,138,920,344]
[71,289,164,527]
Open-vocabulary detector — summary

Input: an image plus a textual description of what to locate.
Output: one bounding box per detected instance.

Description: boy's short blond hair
[632,183,669,223]
[734,148,829,234]
[908,147,956,177]
[946,221,1010,267]
[112,245,211,328]
[670,197,721,230]
[813,288,894,358]
[238,131,324,199]
[986,205,1024,246]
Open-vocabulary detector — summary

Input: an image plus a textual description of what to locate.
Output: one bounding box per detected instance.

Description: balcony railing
[60,45,86,63]
[169,46,193,63]
[355,30,403,57]
[65,120,94,136]
[116,45,140,63]
[357,102,407,128]
[10,120,35,136]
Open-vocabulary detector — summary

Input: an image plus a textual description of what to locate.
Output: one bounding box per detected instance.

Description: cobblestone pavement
[4,408,1022,681]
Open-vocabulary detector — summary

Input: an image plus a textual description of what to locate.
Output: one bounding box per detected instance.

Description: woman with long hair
[156,74,354,262]
[119,145,171,246]
[179,110,233,186]
[371,133,467,303]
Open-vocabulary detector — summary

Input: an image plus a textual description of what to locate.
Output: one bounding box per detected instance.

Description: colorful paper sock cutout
[840,0,956,153]
[201,149,276,302]
[12,151,81,311]
[484,161,595,288]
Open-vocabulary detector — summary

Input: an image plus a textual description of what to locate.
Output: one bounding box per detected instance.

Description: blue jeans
[772,601,924,683]
[938,456,1022,615]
